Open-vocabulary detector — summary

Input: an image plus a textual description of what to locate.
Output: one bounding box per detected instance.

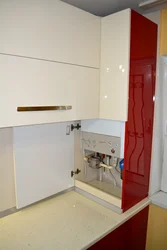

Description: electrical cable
[115,162,121,173]
[109,169,117,186]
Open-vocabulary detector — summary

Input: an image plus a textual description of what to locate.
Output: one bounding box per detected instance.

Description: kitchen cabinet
[0,0,100,68]
[123,11,157,211]
[88,206,149,250]
[160,9,167,55]
[146,204,167,250]
[0,54,99,128]
[100,9,157,122]
[0,3,157,215]
[13,123,75,209]
[100,9,131,121]
[100,9,157,212]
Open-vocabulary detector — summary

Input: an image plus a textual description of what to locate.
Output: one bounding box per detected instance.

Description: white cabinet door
[100,9,131,121]
[0,55,99,128]
[0,0,100,68]
[13,123,75,208]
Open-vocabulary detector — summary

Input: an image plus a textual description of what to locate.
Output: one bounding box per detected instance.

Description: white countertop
[151,191,167,209]
[0,191,150,250]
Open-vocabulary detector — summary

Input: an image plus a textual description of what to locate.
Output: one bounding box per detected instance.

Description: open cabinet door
[13,122,75,209]
[122,10,157,212]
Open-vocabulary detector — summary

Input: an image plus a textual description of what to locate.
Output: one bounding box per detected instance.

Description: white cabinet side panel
[161,56,167,192]
[0,0,100,68]
[161,138,167,192]
[0,128,16,212]
[81,119,123,137]
[0,54,99,128]
[144,11,163,196]
[100,9,131,121]
[13,123,74,209]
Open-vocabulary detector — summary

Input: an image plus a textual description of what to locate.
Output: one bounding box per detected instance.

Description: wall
[0,128,16,212]
[146,204,167,250]
[144,11,163,196]
[161,56,167,191]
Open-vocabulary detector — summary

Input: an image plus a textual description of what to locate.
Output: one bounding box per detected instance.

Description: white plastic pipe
[84,157,88,162]
[84,156,113,170]
[100,163,113,170]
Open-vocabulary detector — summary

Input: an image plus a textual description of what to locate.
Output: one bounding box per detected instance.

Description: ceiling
[61,0,144,16]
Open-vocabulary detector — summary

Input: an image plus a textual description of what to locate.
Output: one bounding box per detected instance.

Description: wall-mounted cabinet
[0,0,100,68]
[100,9,157,122]
[0,0,100,128]
[100,9,131,121]
[160,9,167,55]
[0,55,99,128]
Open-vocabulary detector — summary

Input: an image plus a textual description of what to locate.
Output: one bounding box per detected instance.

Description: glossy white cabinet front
[0,55,99,128]
[100,9,131,121]
[0,0,100,68]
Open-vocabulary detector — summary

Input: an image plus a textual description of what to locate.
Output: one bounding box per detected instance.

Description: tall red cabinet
[122,10,157,212]
[100,9,157,212]
[89,9,157,250]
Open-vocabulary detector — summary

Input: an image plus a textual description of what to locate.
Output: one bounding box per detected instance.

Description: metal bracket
[71,123,81,131]
[71,168,81,177]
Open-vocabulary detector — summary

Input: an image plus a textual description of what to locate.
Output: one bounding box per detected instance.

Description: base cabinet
[88,206,149,250]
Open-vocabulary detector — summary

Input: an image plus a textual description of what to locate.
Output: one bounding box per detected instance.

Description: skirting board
[0,187,74,219]
[0,207,17,219]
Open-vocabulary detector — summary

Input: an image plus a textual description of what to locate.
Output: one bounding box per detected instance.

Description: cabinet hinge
[71,168,81,177]
[71,123,81,131]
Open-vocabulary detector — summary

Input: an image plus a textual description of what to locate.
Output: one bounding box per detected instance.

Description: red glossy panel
[88,206,149,250]
[122,10,157,212]
[130,11,157,60]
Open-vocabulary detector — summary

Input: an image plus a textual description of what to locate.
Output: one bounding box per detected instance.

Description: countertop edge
[83,198,151,249]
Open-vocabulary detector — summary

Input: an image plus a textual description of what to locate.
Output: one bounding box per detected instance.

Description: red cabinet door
[122,11,157,212]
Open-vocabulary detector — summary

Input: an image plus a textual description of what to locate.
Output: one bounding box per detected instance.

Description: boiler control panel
[82,132,121,158]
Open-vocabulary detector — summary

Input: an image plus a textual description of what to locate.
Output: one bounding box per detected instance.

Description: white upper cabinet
[0,0,101,68]
[100,9,131,121]
[0,55,99,128]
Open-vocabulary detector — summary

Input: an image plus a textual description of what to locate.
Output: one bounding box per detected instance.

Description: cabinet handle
[17,106,72,112]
